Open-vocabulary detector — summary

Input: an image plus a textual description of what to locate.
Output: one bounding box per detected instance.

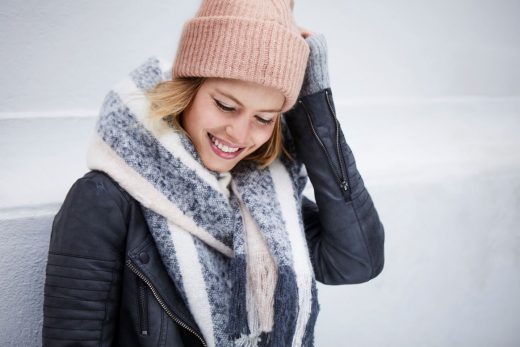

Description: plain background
[1,1,519,346]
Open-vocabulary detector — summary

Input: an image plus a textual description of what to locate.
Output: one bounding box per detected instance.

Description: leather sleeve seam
[49,251,117,263]
[351,197,375,279]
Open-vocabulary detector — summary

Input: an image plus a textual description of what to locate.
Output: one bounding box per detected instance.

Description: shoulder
[79,170,132,206]
[57,170,136,234]
[50,170,137,258]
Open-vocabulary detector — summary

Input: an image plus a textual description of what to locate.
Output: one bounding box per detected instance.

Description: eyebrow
[214,88,281,113]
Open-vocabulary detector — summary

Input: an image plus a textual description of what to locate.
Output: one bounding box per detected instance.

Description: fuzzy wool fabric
[86,56,320,347]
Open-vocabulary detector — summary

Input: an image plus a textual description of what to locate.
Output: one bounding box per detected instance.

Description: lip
[207,133,246,160]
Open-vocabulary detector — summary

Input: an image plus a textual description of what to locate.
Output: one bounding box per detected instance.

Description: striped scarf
[86,57,319,346]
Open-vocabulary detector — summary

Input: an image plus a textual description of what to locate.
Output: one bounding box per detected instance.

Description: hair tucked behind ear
[145,78,290,168]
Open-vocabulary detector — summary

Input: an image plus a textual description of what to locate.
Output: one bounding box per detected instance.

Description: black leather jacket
[42,88,385,346]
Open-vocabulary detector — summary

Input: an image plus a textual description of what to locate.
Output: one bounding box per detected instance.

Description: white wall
[1,1,519,346]
[1,0,519,115]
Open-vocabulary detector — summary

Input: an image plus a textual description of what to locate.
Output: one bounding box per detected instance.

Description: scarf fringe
[301,281,320,347]
[226,255,250,339]
[246,252,276,333]
[234,330,262,347]
[271,266,300,346]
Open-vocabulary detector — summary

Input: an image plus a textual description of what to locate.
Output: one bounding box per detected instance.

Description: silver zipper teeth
[126,260,207,347]
[298,99,345,188]
[324,89,349,192]
[138,279,149,335]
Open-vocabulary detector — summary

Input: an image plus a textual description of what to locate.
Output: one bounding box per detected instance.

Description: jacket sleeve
[42,172,128,346]
[284,33,385,285]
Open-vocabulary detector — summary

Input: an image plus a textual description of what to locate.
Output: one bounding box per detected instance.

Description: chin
[201,157,237,173]
[200,145,254,173]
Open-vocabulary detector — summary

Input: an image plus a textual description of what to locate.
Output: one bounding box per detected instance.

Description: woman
[42,0,385,346]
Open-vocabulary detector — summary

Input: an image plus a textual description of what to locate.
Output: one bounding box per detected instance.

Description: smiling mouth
[207,133,246,159]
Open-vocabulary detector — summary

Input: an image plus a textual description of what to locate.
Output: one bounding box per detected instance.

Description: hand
[297,32,330,98]
[298,26,312,39]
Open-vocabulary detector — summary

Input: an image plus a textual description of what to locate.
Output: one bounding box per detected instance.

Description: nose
[225,115,250,146]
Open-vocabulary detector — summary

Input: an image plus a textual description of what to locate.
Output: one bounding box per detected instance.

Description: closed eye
[255,116,274,125]
[215,98,274,125]
[214,99,235,112]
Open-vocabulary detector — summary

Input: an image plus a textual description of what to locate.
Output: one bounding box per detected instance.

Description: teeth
[210,135,240,153]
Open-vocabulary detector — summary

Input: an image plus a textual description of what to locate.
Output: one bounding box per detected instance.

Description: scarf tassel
[225,255,250,339]
[234,331,262,347]
[301,279,320,346]
[270,265,300,346]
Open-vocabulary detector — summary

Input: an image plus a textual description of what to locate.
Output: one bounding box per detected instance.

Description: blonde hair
[145,77,289,168]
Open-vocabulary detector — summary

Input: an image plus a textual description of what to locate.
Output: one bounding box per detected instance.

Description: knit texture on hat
[173,0,310,112]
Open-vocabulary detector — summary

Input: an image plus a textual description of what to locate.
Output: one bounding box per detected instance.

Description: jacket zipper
[324,89,351,194]
[298,95,350,199]
[137,277,149,336]
[126,260,207,347]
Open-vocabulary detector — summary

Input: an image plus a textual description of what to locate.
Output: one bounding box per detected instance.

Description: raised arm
[284,33,385,285]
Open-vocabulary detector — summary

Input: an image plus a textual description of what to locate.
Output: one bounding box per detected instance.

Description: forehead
[203,78,284,112]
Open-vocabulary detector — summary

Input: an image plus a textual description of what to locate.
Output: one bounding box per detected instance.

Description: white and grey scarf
[86,57,319,347]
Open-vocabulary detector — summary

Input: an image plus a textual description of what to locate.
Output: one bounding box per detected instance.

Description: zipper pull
[340,179,349,192]
[341,180,353,202]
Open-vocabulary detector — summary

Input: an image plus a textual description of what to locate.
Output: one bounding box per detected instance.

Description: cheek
[184,105,218,136]
[253,127,275,148]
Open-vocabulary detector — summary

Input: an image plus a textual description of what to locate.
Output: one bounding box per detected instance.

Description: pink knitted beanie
[173,0,310,112]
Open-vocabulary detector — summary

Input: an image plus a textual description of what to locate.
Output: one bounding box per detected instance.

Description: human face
[181,78,284,173]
